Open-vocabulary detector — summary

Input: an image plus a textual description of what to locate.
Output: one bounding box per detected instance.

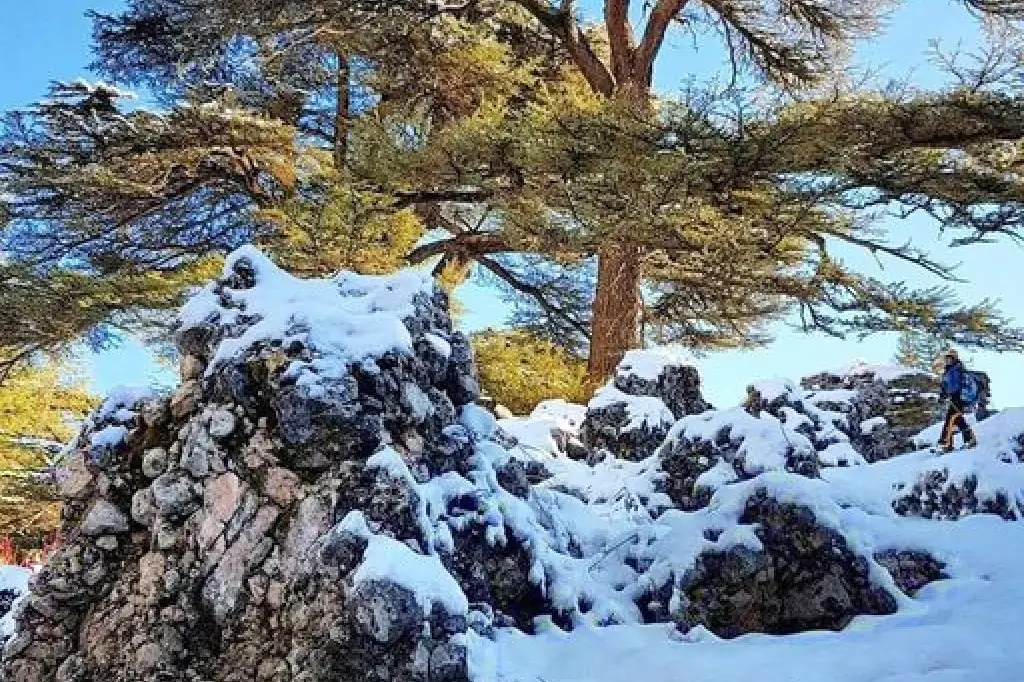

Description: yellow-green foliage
[471,330,589,414]
[0,362,96,547]
[258,163,425,277]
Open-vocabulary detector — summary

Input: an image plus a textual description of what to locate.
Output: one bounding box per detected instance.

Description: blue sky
[2,0,1022,408]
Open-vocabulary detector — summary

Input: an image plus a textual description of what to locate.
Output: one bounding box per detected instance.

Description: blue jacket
[941,361,965,398]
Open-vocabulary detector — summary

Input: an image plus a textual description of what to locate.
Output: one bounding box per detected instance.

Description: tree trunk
[587,243,644,381]
[333,51,351,171]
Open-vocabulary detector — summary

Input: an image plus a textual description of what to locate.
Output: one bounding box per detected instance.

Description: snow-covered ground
[475,396,1024,682]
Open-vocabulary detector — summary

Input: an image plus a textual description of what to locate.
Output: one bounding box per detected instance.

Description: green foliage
[4,0,1024,382]
[257,161,426,276]
[471,330,590,414]
[0,362,96,548]
[895,331,965,373]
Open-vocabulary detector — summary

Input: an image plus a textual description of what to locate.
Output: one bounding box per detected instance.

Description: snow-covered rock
[581,349,710,460]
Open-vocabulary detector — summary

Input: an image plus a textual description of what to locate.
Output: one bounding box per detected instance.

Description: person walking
[938,349,978,453]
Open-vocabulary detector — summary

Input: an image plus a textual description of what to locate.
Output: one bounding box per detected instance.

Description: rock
[169,380,201,419]
[209,407,237,439]
[138,552,166,604]
[130,488,157,526]
[893,467,1022,520]
[179,354,205,382]
[349,579,422,645]
[94,536,118,551]
[801,364,943,462]
[80,501,130,536]
[54,654,86,682]
[201,505,279,622]
[263,467,301,506]
[429,642,468,682]
[581,349,710,460]
[133,643,163,671]
[675,490,897,637]
[875,550,946,596]
[198,473,242,550]
[141,448,168,479]
[59,455,94,500]
[151,471,199,518]
[495,460,530,499]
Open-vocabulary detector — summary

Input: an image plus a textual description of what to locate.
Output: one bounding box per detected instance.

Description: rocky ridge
[3,248,1023,682]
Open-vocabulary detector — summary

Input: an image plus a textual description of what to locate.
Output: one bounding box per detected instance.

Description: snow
[89,425,129,448]
[531,400,587,429]
[665,407,813,474]
[457,380,1024,682]
[588,386,674,430]
[350,529,469,616]
[749,378,798,402]
[831,360,920,384]
[179,246,435,379]
[424,333,452,358]
[860,416,888,435]
[0,566,33,639]
[616,347,696,381]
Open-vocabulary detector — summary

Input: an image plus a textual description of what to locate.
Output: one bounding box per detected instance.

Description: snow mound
[178,246,436,380]
[831,360,919,384]
[616,347,696,382]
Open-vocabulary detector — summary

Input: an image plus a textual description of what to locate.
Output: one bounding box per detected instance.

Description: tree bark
[587,243,644,381]
[333,51,351,171]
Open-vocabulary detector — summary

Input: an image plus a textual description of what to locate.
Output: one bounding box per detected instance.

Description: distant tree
[0,362,95,550]
[471,330,590,414]
[895,331,958,373]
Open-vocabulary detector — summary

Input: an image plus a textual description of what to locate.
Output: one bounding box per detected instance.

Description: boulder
[675,490,900,637]
[581,349,710,460]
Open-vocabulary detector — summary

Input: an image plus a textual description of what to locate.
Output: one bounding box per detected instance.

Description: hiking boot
[938,444,954,454]
[966,435,978,449]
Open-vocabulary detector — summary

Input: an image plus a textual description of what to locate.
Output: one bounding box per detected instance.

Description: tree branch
[477,256,592,338]
[604,0,635,83]
[634,0,690,89]
[511,0,616,95]
[405,232,511,265]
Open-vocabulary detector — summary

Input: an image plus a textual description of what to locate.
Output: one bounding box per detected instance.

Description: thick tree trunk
[587,243,644,381]
[333,52,351,171]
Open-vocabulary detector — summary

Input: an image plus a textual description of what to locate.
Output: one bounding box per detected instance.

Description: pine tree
[5,0,1024,382]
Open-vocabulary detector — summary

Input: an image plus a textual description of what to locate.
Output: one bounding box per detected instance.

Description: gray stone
[350,579,422,645]
[209,408,237,439]
[131,488,157,526]
[429,643,468,682]
[141,448,168,479]
[95,535,118,551]
[81,501,130,536]
[151,471,199,518]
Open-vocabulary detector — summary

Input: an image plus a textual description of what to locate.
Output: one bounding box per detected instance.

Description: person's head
[943,349,959,366]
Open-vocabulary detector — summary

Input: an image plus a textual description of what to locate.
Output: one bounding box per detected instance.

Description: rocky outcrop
[893,468,1023,520]
[874,550,946,596]
[581,349,710,461]
[675,490,899,637]
[1,250,486,682]
[657,403,820,511]
[1,251,961,681]
[802,363,945,462]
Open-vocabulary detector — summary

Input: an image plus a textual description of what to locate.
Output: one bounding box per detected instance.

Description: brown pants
[941,396,975,449]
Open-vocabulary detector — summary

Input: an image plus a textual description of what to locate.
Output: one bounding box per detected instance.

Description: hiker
[938,349,978,453]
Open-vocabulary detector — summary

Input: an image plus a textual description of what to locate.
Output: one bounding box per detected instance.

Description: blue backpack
[962,371,979,406]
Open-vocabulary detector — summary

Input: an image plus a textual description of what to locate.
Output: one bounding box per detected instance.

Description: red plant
[0,537,16,566]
